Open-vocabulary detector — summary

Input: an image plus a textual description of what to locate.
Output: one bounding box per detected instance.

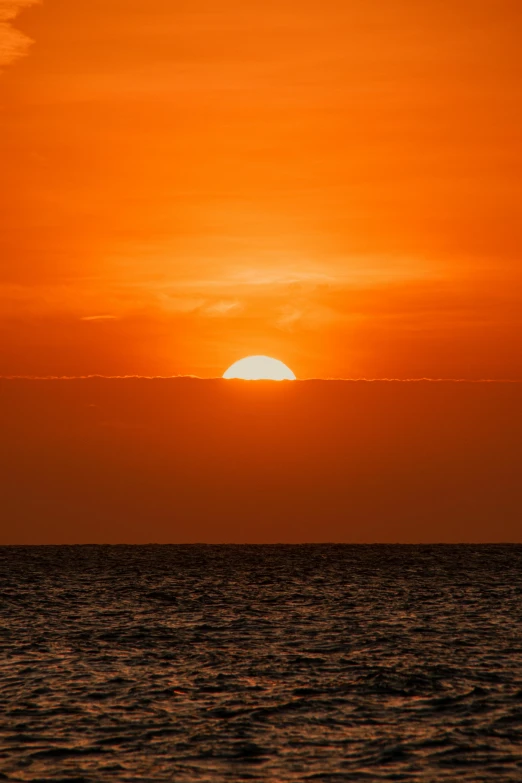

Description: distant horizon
[3,542,522,547]
[3,376,522,382]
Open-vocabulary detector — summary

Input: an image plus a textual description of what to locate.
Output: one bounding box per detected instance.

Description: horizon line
[1,375,522,383]
[2,542,522,547]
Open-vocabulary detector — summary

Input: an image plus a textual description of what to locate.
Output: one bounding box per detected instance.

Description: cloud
[276,303,340,331]
[203,300,242,316]
[0,0,39,71]
[157,293,243,317]
[80,315,118,322]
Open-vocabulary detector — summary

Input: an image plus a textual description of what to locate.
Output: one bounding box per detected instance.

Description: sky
[1,0,522,379]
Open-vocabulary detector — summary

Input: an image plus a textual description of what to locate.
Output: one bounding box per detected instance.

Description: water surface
[1,545,522,781]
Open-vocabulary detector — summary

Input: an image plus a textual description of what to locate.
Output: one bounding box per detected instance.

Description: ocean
[1,545,522,781]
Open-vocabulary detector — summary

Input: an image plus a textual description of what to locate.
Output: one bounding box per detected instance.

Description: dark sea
[1,545,522,782]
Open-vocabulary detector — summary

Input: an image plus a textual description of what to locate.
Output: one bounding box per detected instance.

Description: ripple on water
[1,544,522,781]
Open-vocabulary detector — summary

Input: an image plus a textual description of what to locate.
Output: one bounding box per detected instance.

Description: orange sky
[1,0,522,379]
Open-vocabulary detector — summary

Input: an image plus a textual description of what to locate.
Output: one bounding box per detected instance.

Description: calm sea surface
[1,545,522,782]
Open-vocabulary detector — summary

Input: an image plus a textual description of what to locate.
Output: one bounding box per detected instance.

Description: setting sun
[223,356,296,381]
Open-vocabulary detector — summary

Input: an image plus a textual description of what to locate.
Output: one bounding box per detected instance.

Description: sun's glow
[223,356,296,381]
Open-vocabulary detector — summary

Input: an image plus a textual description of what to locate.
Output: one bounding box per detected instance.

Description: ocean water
[1,545,522,782]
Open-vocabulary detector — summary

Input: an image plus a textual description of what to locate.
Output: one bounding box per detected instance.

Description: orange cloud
[0,0,39,70]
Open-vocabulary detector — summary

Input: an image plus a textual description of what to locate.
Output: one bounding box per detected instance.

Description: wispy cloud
[80,315,118,322]
[276,303,340,331]
[0,0,39,71]
[153,255,440,294]
[157,293,243,317]
[173,267,337,290]
[202,300,243,316]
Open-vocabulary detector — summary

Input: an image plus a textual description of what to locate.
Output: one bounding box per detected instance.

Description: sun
[223,356,296,381]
